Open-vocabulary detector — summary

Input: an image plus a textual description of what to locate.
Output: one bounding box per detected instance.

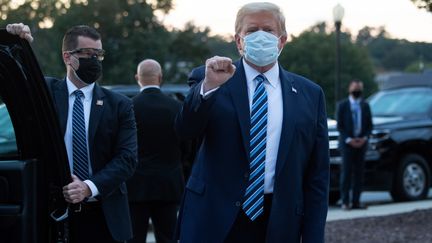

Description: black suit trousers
[69,203,123,243]
[128,201,178,243]
[340,145,367,205]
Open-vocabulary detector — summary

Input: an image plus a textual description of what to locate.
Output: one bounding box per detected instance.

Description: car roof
[103,83,190,98]
[381,71,432,90]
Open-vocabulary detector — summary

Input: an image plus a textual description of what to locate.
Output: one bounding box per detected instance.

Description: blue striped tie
[352,102,361,136]
[243,74,267,221]
[72,90,89,181]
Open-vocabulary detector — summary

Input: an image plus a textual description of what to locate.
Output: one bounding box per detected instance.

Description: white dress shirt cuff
[84,180,99,198]
[345,137,352,144]
[200,82,219,99]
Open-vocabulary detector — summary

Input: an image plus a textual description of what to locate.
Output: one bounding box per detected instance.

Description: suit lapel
[347,100,354,135]
[227,60,251,163]
[52,78,69,135]
[88,84,105,158]
[275,68,298,178]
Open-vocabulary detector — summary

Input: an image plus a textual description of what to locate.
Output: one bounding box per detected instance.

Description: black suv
[103,84,189,101]
[0,31,70,242]
[328,84,432,204]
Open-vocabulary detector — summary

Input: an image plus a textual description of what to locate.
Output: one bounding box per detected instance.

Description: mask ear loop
[276,35,285,57]
[66,52,80,72]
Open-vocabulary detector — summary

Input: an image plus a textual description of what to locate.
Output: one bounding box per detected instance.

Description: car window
[369,88,432,117]
[0,98,18,157]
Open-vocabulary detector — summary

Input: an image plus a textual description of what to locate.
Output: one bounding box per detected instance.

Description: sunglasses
[68,48,105,61]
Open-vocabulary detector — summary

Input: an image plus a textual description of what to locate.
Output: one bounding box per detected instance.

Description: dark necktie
[242,74,267,221]
[72,90,89,180]
[352,102,361,136]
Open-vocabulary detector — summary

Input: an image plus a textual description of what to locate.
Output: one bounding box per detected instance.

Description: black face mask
[75,56,102,84]
[351,90,362,98]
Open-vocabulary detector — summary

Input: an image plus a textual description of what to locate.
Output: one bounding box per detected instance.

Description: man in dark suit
[7,24,137,242]
[127,59,184,243]
[336,79,373,210]
[175,2,329,243]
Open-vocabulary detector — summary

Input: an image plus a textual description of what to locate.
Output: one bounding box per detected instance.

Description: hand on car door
[6,23,34,42]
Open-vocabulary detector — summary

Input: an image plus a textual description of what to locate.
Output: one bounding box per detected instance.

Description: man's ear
[235,34,244,56]
[279,35,288,50]
[63,52,71,65]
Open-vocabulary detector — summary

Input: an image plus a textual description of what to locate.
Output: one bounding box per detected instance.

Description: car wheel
[391,154,430,202]
[329,191,340,205]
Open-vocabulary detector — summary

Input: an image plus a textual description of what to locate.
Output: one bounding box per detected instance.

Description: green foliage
[0,0,239,84]
[405,61,432,72]
[0,0,173,84]
[207,36,238,60]
[165,22,211,83]
[279,23,376,117]
[0,0,430,94]
[411,0,432,12]
[356,26,432,72]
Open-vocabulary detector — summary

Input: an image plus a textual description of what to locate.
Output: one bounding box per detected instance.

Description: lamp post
[333,3,344,110]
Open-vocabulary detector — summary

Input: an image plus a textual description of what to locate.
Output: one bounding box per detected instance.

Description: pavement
[146,190,432,242]
[327,198,432,221]
[328,190,432,221]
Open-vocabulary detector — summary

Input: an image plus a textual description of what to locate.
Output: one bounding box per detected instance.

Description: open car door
[0,30,71,242]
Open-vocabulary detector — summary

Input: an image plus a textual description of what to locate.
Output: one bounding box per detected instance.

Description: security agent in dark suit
[336,80,373,210]
[7,24,138,242]
[127,59,184,243]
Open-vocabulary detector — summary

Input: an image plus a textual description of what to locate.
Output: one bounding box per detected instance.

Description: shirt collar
[242,59,279,88]
[349,95,361,104]
[140,85,160,92]
[66,77,95,101]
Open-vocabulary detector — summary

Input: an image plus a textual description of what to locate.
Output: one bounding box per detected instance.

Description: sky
[156,0,432,43]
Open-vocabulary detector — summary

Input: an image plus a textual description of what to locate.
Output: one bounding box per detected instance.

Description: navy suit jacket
[46,77,138,241]
[336,98,373,149]
[175,60,329,243]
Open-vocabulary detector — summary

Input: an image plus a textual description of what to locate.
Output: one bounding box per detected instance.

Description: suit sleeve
[175,67,218,140]
[302,88,330,243]
[336,101,349,142]
[91,98,138,198]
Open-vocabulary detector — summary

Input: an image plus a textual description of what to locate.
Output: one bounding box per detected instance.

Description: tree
[164,22,212,83]
[279,22,376,116]
[357,26,432,72]
[411,0,432,12]
[0,0,174,84]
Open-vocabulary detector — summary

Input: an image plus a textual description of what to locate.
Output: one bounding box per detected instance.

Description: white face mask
[242,30,281,67]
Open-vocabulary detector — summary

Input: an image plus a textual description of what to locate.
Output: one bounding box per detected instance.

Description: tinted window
[0,101,17,156]
[369,88,432,116]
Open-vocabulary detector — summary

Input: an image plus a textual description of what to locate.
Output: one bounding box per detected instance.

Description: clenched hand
[63,174,91,204]
[203,56,236,92]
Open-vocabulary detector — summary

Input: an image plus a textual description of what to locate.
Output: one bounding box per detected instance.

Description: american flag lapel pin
[96,100,103,106]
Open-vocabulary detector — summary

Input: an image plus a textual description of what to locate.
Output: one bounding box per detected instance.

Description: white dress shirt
[65,78,99,197]
[199,60,283,193]
[349,96,362,136]
[243,60,283,194]
[140,85,160,92]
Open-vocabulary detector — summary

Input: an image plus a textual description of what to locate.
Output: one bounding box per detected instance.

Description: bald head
[136,59,162,87]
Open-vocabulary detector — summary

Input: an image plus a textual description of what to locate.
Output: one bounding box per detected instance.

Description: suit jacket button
[243,172,249,179]
[235,201,241,207]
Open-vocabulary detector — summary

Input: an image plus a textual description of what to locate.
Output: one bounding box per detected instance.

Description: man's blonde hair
[235,2,287,36]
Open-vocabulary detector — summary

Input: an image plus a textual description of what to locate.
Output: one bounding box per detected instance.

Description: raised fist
[203,56,236,92]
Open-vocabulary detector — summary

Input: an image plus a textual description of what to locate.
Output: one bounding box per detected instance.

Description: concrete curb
[327,199,432,221]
